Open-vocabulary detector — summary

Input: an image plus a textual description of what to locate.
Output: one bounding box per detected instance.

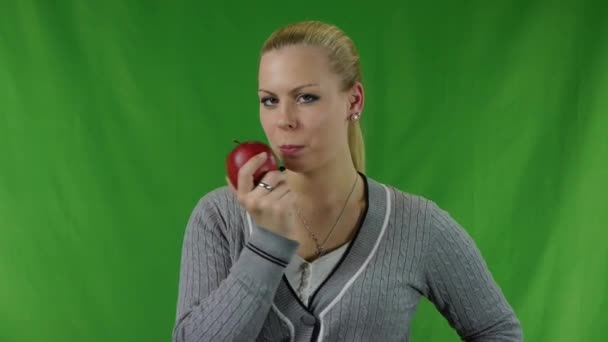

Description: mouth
[279,145,305,155]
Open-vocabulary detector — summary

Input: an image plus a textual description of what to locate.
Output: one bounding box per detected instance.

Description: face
[258,45,361,173]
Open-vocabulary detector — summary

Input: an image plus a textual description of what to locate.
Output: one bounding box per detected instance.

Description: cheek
[259,113,272,132]
[310,114,343,149]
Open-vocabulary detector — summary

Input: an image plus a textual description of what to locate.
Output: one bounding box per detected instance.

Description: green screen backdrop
[1,0,607,341]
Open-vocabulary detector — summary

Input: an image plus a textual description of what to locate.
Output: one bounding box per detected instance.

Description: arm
[172,190,299,342]
[422,202,523,341]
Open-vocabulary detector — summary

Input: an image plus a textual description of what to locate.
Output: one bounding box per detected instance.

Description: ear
[347,82,365,115]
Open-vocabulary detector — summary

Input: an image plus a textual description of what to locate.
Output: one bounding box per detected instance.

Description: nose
[277,104,298,130]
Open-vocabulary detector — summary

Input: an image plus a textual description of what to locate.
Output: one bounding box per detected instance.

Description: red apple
[226,140,280,190]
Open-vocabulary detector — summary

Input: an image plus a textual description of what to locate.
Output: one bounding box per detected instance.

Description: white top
[284,241,352,307]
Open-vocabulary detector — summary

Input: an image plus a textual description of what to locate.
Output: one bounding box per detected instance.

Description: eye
[260,97,278,107]
[298,94,319,103]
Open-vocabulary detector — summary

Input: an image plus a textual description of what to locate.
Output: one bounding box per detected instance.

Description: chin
[282,158,314,174]
[287,156,331,175]
[281,160,303,172]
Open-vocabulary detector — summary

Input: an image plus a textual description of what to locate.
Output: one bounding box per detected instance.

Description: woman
[172,20,523,341]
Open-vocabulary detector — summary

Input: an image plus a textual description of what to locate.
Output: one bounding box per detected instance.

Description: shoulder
[183,186,249,242]
[188,185,241,222]
[381,183,462,237]
[383,183,438,218]
[383,184,482,260]
[387,186,478,254]
[196,185,237,208]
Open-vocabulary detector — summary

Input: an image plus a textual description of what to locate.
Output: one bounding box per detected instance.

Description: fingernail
[259,152,267,158]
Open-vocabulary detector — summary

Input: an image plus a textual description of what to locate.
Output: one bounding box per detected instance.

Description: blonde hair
[260,21,366,174]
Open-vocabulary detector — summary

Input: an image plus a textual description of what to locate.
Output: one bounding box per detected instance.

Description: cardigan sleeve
[421,201,523,341]
[172,189,299,342]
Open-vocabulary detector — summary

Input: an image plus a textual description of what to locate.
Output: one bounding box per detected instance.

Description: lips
[279,145,305,155]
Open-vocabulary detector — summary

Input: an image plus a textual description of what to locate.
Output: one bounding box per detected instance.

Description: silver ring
[257,182,273,192]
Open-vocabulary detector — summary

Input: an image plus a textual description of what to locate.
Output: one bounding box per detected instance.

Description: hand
[226,152,298,241]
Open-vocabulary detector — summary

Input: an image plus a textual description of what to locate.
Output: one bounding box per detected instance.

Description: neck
[286,157,364,218]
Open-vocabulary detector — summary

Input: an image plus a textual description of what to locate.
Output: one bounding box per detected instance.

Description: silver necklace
[296,174,359,258]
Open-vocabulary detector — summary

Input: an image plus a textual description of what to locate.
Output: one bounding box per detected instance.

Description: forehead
[258,45,338,90]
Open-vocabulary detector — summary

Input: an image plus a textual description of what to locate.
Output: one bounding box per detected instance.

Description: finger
[251,178,283,198]
[282,188,298,207]
[262,181,289,200]
[260,169,287,185]
[237,152,268,194]
[249,183,289,214]
[250,170,285,196]
[276,188,292,201]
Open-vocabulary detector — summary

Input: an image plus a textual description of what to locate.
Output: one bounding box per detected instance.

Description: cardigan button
[300,315,316,326]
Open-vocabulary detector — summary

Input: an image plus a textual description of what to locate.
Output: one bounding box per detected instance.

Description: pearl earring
[351,112,361,121]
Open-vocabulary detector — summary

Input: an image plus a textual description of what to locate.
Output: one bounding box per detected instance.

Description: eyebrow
[258,83,319,96]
